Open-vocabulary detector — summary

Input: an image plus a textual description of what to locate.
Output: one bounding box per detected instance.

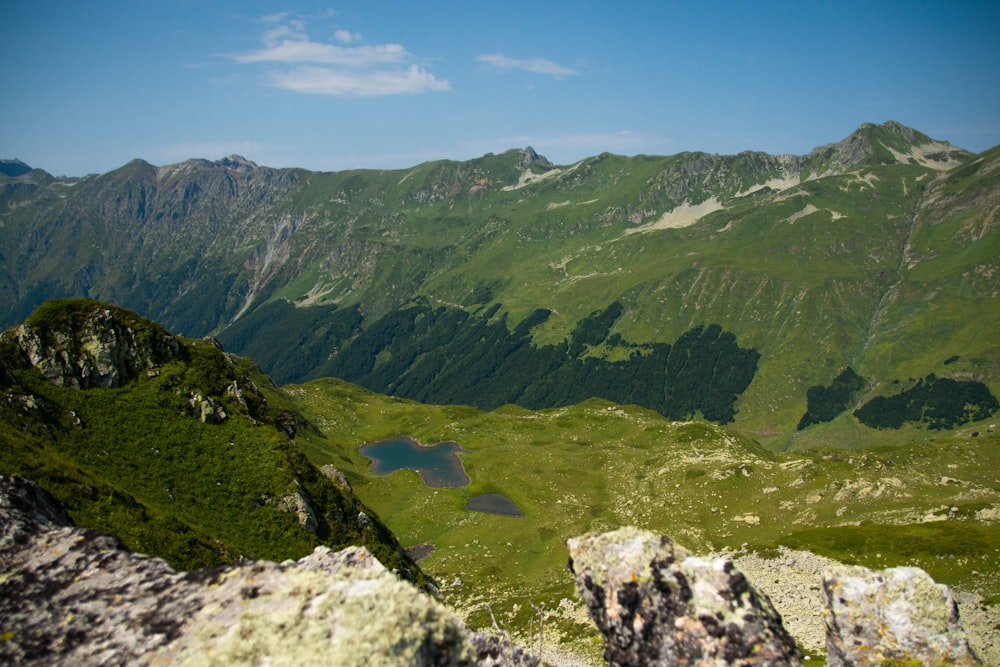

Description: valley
[2,122,997,449]
[289,378,1000,663]
[2,120,1000,664]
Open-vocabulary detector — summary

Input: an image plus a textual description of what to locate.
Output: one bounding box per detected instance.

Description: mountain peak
[519,146,553,170]
[215,155,258,172]
[0,158,33,178]
[804,120,970,175]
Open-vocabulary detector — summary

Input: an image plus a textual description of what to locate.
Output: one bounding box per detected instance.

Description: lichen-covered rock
[5,303,182,389]
[567,527,802,666]
[277,487,319,534]
[822,565,981,666]
[321,463,354,492]
[0,475,537,667]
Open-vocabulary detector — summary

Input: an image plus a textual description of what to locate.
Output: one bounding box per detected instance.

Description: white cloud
[235,40,409,66]
[334,29,362,44]
[477,53,578,77]
[270,64,449,96]
[261,12,290,24]
[233,14,448,96]
[261,22,307,48]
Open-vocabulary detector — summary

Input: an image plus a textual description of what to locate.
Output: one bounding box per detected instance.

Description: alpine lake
[359,436,523,517]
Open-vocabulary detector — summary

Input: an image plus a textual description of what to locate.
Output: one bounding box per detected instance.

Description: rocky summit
[567,527,802,666]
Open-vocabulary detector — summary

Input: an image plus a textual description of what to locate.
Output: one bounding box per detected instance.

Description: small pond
[464,493,523,517]
[359,436,470,488]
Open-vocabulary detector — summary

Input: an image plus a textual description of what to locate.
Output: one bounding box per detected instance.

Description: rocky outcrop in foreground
[567,527,803,666]
[0,475,536,667]
[568,526,981,666]
[823,565,980,666]
[1,476,983,666]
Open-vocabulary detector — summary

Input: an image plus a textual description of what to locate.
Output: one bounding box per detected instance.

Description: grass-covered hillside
[0,299,419,579]
[3,122,996,447]
[291,376,1000,662]
[2,299,997,662]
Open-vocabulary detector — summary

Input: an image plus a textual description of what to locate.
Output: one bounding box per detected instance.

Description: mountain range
[1,120,999,662]
[2,120,998,448]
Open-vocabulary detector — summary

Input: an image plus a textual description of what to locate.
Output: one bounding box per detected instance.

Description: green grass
[777,521,1000,589]
[5,129,997,453]
[1,319,419,579]
[291,377,1000,659]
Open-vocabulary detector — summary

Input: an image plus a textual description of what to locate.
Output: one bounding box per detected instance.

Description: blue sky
[3,1,999,176]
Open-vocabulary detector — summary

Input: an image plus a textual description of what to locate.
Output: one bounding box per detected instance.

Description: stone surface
[0,475,537,667]
[277,487,320,533]
[822,564,981,666]
[567,527,802,666]
[7,308,181,389]
[321,463,354,492]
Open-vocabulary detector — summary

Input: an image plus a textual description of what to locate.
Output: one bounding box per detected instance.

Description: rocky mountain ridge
[2,121,997,447]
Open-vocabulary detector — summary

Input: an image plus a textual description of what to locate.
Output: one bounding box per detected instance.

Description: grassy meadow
[291,376,1000,662]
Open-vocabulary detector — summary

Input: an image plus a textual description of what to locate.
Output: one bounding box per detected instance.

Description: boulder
[277,488,320,534]
[321,464,354,492]
[0,475,537,667]
[567,527,802,666]
[822,564,981,666]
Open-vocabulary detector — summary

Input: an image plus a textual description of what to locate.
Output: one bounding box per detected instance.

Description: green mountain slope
[1,121,996,447]
[0,299,420,579]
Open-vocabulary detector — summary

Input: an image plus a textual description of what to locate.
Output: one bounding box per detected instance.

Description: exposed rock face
[0,475,537,667]
[3,299,277,427]
[321,463,354,491]
[519,146,553,170]
[823,565,981,666]
[567,527,802,666]
[7,305,182,389]
[277,487,320,534]
[186,389,228,423]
